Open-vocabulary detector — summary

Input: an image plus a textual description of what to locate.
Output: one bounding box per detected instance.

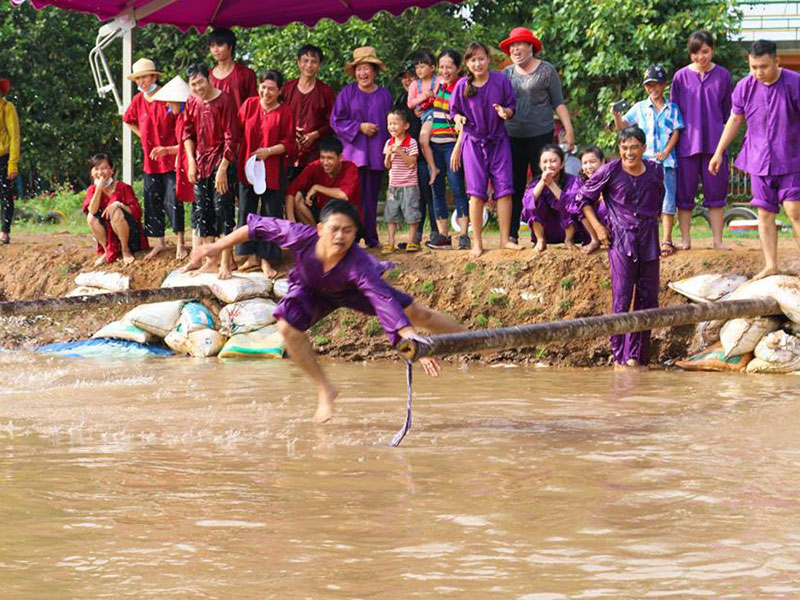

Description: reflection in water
[2,353,800,598]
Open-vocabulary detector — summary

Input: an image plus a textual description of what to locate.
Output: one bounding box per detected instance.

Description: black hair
[209,28,236,54]
[687,31,715,54]
[578,145,605,181]
[260,69,285,102]
[186,63,209,81]
[618,126,647,146]
[89,153,114,172]
[438,49,462,68]
[411,50,435,67]
[464,42,490,98]
[538,143,567,187]
[319,136,343,155]
[389,107,412,124]
[749,39,777,58]
[297,44,324,63]
[319,199,362,229]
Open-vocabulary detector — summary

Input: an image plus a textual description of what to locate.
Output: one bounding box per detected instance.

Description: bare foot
[428,164,440,186]
[198,258,218,273]
[752,266,780,281]
[217,263,232,280]
[470,245,484,258]
[175,245,189,261]
[712,242,731,251]
[93,255,106,266]
[179,258,203,273]
[144,244,168,261]
[122,253,135,266]
[261,259,278,279]
[313,384,340,423]
[582,240,600,255]
[501,241,522,251]
[533,241,546,253]
[564,239,577,251]
[676,241,691,251]
[240,256,260,271]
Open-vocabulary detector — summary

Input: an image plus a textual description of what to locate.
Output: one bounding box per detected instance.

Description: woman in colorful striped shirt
[425,50,471,250]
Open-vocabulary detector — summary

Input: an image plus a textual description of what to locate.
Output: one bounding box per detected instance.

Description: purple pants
[676,153,728,210]
[359,168,384,247]
[529,205,587,245]
[609,249,660,365]
[461,135,514,200]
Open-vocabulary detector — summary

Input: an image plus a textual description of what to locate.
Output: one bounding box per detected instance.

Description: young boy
[383,108,422,253]
[612,65,684,258]
[577,127,665,370]
[710,39,800,280]
[286,136,361,224]
[180,63,241,279]
[208,27,258,110]
[190,200,464,422]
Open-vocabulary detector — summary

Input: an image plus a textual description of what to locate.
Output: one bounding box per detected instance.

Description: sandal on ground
[660,241,677,257]
[406,242,420,253]
[380,243,395,255]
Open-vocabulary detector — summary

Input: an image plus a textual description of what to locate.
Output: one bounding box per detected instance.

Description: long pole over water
[398,299,783,361]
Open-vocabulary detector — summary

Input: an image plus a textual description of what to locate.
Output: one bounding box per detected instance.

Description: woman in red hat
[0,78,19,244]
[499,27,576,245]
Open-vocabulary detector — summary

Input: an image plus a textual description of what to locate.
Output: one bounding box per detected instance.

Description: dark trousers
[0,155,14,234]
[237,183,283,264]
[509,131,554,241]
[192,164,235,238]
[143,171,182,237]
[415,160,438,242]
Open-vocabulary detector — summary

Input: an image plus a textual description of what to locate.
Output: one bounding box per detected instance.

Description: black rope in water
[390,360,413,447]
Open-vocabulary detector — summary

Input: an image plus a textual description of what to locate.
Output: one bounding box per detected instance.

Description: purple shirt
[731,69,800,176]
[670,65,733,157]
[575,159,665,262]
[330,83,392,171]
[246,215,411,342]
[449,72,516,142]
[521,173,582,232]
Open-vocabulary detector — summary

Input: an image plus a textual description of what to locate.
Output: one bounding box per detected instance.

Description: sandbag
[209,273,272,304]
[746,330,800,373]
[124,300,185,337]
[75,271,130,292]
[177,302,216,333]
[676,344,752,372]
[92,320,156,344]
[66,286,109,297]
[219,324,285,359]
[272,277,290,299]
[720,316,782,358]
[165,327,226,357]
[161,269,217,289]
[696,318,725,347]
[219,298,278,335]
[730,275,800,323]
[37,339,172,359]
[668,274,748,303]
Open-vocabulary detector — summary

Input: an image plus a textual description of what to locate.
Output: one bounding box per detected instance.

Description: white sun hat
[245,154,267,195]
[151,76,191,103]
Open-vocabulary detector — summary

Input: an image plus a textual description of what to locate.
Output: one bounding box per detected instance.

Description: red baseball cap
[499,27,542,55]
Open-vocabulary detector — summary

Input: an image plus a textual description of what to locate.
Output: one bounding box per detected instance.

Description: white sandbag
[668,274,748,303]
[165,327,225,357]
[75,271,130,292]
[219,298,278,335]
[92,320,156,344]
[272,277,290,299]
[124,300,185,338]
[729,275,800,323]
[160,269,217,289]
[218,324,285,359]
[720,316,782,358]
[746,330,800,373]
[209,273,272,304]
[696,319,725,347]
[66,286,109,297]
[177,302,216,333]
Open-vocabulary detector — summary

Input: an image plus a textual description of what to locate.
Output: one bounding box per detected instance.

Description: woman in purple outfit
[330,47,393,248]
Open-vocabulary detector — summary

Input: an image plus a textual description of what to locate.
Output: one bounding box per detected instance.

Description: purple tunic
[330,83,392,171]
[450,72,516,199]
[670,65,733,157]
[575,159,665,262]
[246,215,412,344]
[731,69,800,176]
[521,173,583,243]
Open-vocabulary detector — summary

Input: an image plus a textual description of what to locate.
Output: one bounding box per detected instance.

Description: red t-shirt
[174,113,194,203]
[122,91,177,174]
[183,91,241,179]
[82,182,149,263]
[210,62,258,110]
[237,98,295,189]
[287,159,361,209]
[281,79,335,167]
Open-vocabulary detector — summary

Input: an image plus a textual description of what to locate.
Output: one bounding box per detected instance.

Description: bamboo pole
[0,286,216,317]
[398,298,783,361]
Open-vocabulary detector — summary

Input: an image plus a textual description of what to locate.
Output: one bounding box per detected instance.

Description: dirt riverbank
[0,231,792,366]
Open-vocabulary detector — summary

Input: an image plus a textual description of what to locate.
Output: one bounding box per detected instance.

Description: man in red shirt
[282,44,335,179]
[286,136,361,225]
[181,63,241,279]
[208,28,258,110]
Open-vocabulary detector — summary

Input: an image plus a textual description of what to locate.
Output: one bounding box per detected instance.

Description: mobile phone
[612,99,630,114]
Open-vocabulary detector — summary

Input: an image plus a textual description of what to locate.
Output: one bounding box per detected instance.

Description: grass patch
[560,276,575,291]
[475,314,489,328]
[558,299,573,312]
[534,346,547,361]
[487,290,508,307]
[518,307,544,318]
[507,261,524,278]
[313,335,331,346]
[464,262,477,274]
[488,317,503,328]
[365,318,382,336]
[386,268,402,281]
[418,280,435,294]
[600,278,611,290]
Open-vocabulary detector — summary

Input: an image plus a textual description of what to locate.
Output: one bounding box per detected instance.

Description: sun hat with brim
[344,47,387,76]
[245,154,267,195]
[126,58,162,81]
[151,76,191,103]
[499,27,543,55]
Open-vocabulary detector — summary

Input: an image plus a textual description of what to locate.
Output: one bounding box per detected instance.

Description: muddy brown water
[2,353,800,598]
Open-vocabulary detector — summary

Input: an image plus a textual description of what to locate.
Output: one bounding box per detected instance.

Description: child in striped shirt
[383,108,422,253]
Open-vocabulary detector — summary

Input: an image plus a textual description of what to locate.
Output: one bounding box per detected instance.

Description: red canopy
[25,0,461,29]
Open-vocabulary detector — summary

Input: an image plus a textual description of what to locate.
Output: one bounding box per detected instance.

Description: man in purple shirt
[191,200,463,422]
[710,39,800,280]
[576,127,664,369]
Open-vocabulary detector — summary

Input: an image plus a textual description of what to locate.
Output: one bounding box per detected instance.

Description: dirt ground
[0,230,794,366]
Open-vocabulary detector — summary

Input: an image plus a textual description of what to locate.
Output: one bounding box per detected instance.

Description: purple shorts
[750,172,800,214]
[461,135,514,200]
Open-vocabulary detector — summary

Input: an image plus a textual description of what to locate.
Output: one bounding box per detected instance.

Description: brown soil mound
[0,231,781,366]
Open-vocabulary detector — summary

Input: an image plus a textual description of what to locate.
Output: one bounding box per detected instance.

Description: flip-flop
[660,241,677,257]
[380,243,395,256]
